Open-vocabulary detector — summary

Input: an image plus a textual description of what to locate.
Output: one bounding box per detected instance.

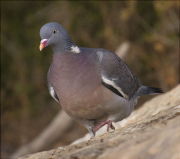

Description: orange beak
[39,39,48,51]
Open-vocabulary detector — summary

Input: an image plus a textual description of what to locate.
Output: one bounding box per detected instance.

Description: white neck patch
[71,46,80,53]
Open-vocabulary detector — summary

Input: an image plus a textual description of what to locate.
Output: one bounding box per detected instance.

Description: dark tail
[134,86,163,99]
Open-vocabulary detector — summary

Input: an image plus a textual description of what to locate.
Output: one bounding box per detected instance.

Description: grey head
[39,22,76,53]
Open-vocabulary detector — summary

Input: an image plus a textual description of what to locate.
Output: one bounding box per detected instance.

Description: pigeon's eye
[53,29,57,34]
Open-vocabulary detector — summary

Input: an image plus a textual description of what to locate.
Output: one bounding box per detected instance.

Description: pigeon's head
[39,22,70,52]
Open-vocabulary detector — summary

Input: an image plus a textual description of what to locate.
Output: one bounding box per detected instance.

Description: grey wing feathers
[47,82,60,103]
[47,67,60,103]
[96,48,141,100]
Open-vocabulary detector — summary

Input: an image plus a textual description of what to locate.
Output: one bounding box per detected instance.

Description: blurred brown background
[1,1,179,158]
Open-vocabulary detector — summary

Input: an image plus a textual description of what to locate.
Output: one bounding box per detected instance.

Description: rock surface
[19,85,180,159]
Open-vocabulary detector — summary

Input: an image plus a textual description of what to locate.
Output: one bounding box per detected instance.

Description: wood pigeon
[39,22,163,139]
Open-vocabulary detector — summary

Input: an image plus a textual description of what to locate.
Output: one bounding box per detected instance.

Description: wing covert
[96,48,141,100]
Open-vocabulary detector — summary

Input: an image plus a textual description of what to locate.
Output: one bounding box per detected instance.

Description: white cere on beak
[71,46,80,53]
[40,39,48,44]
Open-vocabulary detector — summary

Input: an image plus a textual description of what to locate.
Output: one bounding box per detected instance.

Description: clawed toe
[107,120,115,132]
[110,123,115,130]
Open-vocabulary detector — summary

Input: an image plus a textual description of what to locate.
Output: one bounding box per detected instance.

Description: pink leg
[93,119,108,132]
[107,121,115,132]
[93,119,115,133]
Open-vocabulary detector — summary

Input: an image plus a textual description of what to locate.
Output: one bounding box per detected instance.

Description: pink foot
[93,119,115,133]
[107,120,115,132]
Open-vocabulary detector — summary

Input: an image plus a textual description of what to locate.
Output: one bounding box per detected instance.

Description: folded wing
[96,48,141,100]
